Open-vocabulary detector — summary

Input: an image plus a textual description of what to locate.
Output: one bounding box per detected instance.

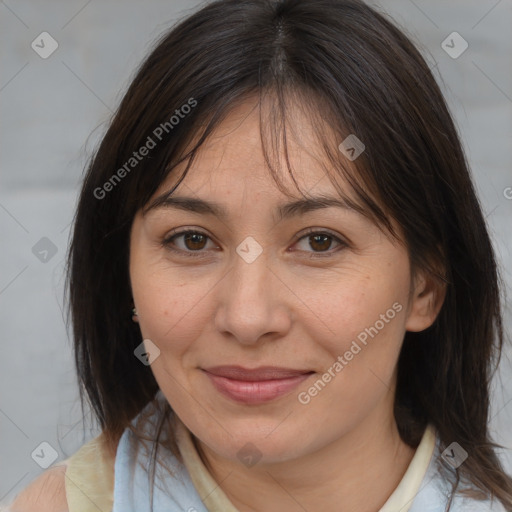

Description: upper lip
[202,365,313,381]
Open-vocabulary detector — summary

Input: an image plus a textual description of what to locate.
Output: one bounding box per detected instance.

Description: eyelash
[161,228,348,259]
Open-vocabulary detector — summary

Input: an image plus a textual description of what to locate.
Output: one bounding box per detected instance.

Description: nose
[213,247,291,346]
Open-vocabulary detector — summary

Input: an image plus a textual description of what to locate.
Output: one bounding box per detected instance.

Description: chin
[198,422,310,466]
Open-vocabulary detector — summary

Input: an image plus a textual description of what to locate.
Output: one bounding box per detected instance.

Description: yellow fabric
[176,418,437,512]
[378,424,436,511]
[61,432,115,512]
[63,420,436,512]
[175,417,240,511]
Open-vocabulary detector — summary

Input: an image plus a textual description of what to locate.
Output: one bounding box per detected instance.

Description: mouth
[201,366,315,404]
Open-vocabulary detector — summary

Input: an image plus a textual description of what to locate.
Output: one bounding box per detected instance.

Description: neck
[195,402,416,512]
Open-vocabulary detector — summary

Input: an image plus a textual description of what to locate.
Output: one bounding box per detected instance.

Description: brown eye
[182,232,208,250]
[162,230,216,258]
[293,230,347,257]
[308,234,333,252]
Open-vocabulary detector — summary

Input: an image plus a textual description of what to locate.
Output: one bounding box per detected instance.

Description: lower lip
[203,371,313,405]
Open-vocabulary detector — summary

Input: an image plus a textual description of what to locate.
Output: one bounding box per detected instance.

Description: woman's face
[129,96,438,465]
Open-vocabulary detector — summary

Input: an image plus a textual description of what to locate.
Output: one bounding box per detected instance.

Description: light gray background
[1,0,511,506]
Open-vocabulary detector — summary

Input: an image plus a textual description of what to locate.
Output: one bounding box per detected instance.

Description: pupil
[182,233,331,252]
[185,233,205,250]
[311,234,331,252]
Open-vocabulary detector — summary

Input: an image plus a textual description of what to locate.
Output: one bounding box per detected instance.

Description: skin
[129,95,445,512]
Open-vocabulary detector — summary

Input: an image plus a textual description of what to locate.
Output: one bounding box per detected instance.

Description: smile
[201,367,314,404]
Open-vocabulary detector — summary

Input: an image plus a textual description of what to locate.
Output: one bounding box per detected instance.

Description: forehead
[152,94,350,202]
[140,94,401,241]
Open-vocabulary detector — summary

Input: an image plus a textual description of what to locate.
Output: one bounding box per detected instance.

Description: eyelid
[161,228,217,258]
[291,227,348,256]
[161,227,349,258]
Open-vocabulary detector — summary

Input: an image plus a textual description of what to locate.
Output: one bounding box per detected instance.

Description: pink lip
[202,366,314,404]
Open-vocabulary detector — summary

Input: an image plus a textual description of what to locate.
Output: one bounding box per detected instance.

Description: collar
[175,418,436,512]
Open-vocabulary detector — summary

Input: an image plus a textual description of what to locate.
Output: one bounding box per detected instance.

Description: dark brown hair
[66,0,512,509]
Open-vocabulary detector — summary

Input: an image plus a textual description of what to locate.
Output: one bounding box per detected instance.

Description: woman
[9,0,512,510]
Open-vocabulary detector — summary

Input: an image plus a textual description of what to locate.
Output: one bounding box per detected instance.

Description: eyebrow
[144,193,364,222]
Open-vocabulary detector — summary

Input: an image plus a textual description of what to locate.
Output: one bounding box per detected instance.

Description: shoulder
[7,432,119,512]
[7,464,68,512]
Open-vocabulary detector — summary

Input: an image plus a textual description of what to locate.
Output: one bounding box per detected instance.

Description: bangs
[142,84,398,243]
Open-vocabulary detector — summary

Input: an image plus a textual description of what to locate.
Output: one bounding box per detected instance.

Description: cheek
[131,262,219,358]
[307,264,409,394]
[313,264,408,344]
[296,299,406,440]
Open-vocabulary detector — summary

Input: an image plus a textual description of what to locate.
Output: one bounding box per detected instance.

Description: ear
[131,304,139,323]
[405,270,446,332]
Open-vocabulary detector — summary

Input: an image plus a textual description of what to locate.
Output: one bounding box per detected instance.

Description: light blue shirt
[112,392,507,512]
